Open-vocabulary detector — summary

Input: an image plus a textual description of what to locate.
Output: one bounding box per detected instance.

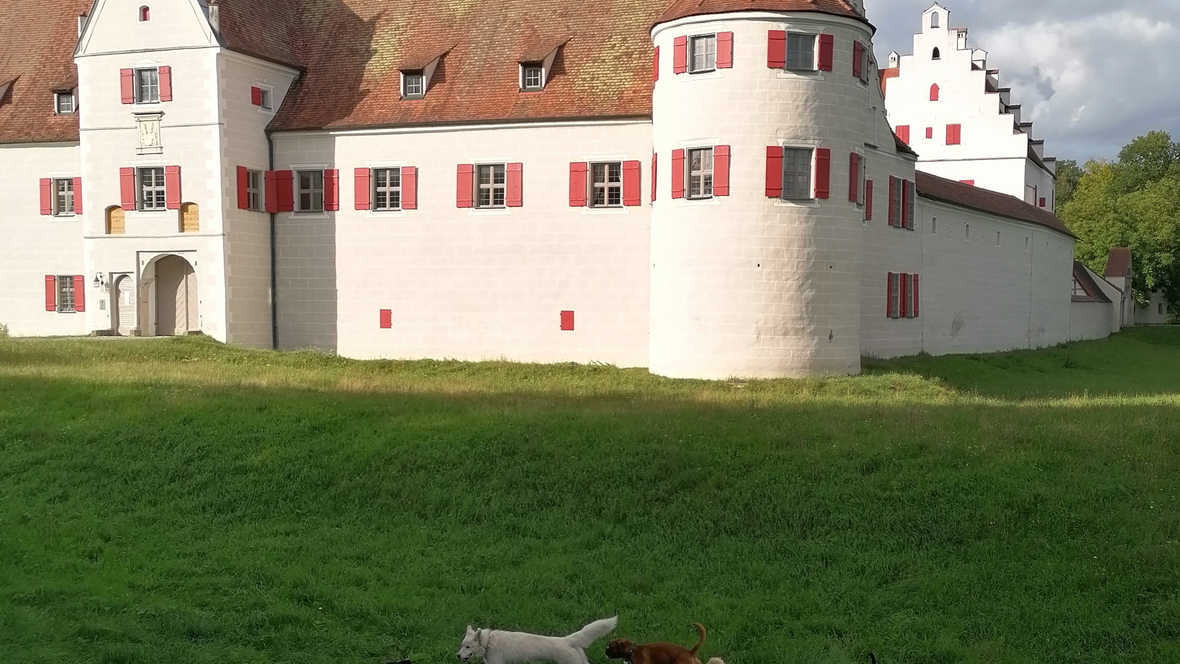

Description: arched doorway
[106,205,125,235]
[113,275,137,336]
[180,203,199,233]
[154,255,198,335]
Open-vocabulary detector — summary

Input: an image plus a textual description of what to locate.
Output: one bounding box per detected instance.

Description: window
[932,47,941,60]
[690,35,716,73]
[930,12,940,28]
[888,273,900,319]
[856,43,870,83]
[1072,278,1087,298]
[997,231,1001,246]
[965,223,971,240]
[590,163,623,207]
[298,170,324,212]
[780,148,812,201]
[55,92,75,115]
[259,88,272,110]
[374,168,402,211]
[687,148,713,199]
[403,71,424,99]
[888,273,920,320]
[139,5,150,22]
[786,33,815,71]
[56,276,76,313]
[139,167,165,210]
[477,164,506,208]
[136,68,159,103]
[1160,303,1165,315]
[522,65,543,90]
[891,177,903,226]
[246,170,262,211]
[931,217,937,235]
[53,179,75,216]
[855,154,866,206]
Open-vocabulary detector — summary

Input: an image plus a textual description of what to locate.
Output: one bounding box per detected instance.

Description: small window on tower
[932,47,941,60]
[139,6,150,22]
[931,12,940,29]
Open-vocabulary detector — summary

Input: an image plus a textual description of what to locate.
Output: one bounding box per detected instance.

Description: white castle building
[881,3,1058,211]
[0,0,1103,379]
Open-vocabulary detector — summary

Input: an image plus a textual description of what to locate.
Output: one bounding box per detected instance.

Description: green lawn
[1,330,1178,664]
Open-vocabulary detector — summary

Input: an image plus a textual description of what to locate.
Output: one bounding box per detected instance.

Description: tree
[1054,159,1083,208]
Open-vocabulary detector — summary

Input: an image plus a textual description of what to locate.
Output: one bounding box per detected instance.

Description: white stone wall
[0,143,86,337]
[271,121,653,366]
[650,12,893,379]
[1139,291,1169,325]
[1070,301,1113,342]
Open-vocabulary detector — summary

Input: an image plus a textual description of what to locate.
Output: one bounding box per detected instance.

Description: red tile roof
[0,0,92,144]
[654,0,866,26]
[1105,248,1132,278]
[1072,262,1112,304]
[915,171,1075,239]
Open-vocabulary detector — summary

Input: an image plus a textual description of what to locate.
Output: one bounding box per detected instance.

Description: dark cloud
[867,0,1180,161]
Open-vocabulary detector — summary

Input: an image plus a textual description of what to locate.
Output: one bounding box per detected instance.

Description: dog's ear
[476,629,484,645]
[466,625,474,636]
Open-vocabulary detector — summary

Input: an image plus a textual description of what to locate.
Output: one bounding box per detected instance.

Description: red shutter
[569,162,588,207]
[653,46,660,82]
[265,170,279,212]
[651,153,657,203]
[960,179,975,186]
[768,30,786,69]
[913,274,920,317]
[45,276,57,311]
[814,148,831,199]
[380,309,392,329]
[671,149,685,199]
[73,177,83,214]
[276,170,294,212]
[765,146,783,198]
[120,69,134,104]
[906,179,916,229]
[120,167,136,211]
[402,167,418,210]
[39,178,53,215]
[897,125,910,145]
[865,180,874,220]
[717,32,734,69]
[899,274,908,318]
[623,160,641,206]
[164,165,181,210]
[354,168,370,210]
[560,310,575,331]
[74,275,86,312]
[237,166,249,210]
[901,179,909,229]
[673,36,688,74]
[930,84,940,101]
[887,177,896,227]
[886,272,893,318]
[849,153,860,202]
[926,127,934,139]
[818,34,834,72]
[323,169,339,211]
[158,66,172,102]
[506,163,523,207]
[852,41,863,79]
[456,164,474,208]
[713,146,730,196]
[251,86,262,106]
[1039,197,1046,208]
[947,124,961,145]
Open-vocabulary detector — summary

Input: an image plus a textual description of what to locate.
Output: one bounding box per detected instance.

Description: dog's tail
[688,623,706,655]
[564,616,618,650]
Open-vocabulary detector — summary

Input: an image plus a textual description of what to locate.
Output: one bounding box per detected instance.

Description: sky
[865,0,1180,163]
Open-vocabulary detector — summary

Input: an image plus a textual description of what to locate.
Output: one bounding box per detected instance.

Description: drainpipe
[268,131,278,350]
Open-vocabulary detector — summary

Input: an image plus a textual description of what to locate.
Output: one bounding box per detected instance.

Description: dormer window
[522,64,544,91]
[402,71,425,99]
[932,47,941,60]
[139,6,150,22]
[55,91,76,115]
[930,12,940,29]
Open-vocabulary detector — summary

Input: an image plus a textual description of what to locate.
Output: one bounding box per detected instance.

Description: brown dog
[605,623,706,664]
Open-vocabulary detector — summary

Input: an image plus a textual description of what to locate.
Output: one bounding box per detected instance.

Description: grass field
[1,330,1179,664]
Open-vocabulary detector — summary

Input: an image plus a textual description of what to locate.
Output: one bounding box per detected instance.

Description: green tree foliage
[1060,131,1180,308]
[1054,159,1083,207]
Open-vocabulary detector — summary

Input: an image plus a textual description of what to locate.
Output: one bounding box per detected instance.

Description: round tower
[649,3,878,379]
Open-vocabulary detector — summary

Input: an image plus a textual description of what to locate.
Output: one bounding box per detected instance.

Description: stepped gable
[0,0,93,143]
[915,172,1073,238]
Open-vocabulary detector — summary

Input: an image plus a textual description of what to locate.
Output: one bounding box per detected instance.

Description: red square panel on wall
[379,309,392,329]
[560,310,575,331]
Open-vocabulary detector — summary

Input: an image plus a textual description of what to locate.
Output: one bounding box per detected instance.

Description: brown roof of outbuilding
[1072,262,1112,304]
[654,0,866,26]
[0,0,92,144]
[1105,247,1132,277]
[915,171,1075,239]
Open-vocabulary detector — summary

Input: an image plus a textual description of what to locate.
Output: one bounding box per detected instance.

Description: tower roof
[1105,248,1132,278]
[654,0,867,28]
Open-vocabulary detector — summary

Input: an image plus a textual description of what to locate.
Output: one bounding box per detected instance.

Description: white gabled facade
[882,3,1057,210]
[0,0,1096,378]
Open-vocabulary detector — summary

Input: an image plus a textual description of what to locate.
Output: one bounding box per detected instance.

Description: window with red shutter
[569,162,588,207]
[45,275,57,311]
[265,170,279,212]
[673,36,688,74]
[402,167,418,210]
[767,30,786,69]
[238,166,250,210]
[849,153,860,202]
[896,125,910,145]
[671,149,685,199]
[560,311,575,331]
[354,168,371,210]
[865,180,874,220]
[947,124,961,145]
[164,165,181,210]
[120,69,134,104]
[852,41,863,79]
[814,148,831,199]
[717,32,734,69]
[158,65,172,102]
[651,154,657,203]
[276,170,294,212]
[251,86,262,106]
[73,177,83,215]
[380,309,393,329]
[887,272,896,318]
[39,178,53,215]
[73,275,86,313]
[506,163,523,207]
[622,160,641,206]
[926,127,934,139]
[905,179,916,230]
[653,46,660,82]
[899,273,909,318]
[713,146,730,196]
[120,167,137,211]
[913,274,921,317]
[818,34,834,71]
[930,84,939,101]
[457,164,474,208]
[765,146,783,198]
[323,169,339,211]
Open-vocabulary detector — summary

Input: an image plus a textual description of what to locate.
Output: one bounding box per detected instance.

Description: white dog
[457,616,618,664]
